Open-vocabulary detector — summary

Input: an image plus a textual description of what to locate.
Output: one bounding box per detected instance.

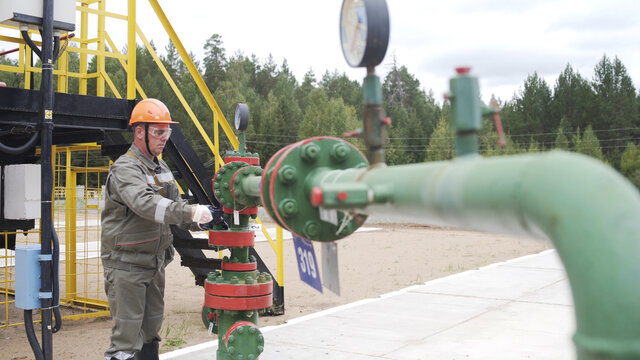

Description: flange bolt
[278,165,297,185]
[278,198,298,217]
[304,221,320,238]
[330,143,350,163]
[301,143,320,163]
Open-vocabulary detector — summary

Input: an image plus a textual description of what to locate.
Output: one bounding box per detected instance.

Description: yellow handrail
[103,32,147,98]
[147,0,239,150]
[135,25,224,166]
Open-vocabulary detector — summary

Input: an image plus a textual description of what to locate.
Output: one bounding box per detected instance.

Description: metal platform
[161,249,575,360]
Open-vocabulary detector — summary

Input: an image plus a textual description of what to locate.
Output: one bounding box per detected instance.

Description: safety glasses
[148,126,172,139]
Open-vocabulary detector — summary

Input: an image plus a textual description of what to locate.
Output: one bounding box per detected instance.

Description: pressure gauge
[234,103,249,131]
[339,0,390,68]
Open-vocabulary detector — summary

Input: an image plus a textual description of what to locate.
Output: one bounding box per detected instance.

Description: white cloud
[4,0,636,106]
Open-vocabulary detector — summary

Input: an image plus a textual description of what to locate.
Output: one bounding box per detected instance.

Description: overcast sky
[5,0,639,104]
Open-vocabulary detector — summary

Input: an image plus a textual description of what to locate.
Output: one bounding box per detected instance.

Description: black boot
[133,341,159,360]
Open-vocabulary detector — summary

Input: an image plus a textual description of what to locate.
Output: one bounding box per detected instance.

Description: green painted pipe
[244,138,640,358]
[314,150,640,360]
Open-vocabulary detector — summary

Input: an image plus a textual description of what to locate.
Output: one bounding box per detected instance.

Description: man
[101,98,219,360]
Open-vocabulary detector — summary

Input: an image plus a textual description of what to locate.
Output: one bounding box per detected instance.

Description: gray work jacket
[101,144,197,270]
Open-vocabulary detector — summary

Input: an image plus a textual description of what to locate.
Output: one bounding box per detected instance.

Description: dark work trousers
[103,263,165,360]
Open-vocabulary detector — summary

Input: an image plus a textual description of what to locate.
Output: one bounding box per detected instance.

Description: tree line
[1,35,640,188]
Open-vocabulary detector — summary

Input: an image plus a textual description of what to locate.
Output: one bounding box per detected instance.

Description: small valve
[489,100,506,148]
[342,129,363,138]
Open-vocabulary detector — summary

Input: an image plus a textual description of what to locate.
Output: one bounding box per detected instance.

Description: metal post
[127,0,136,99]
[79,2,88,95]
[40,0,55,357]
[97,0,106,97]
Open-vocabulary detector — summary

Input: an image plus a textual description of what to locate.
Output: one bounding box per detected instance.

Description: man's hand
[199,205,228,230]
[191,204,214,224]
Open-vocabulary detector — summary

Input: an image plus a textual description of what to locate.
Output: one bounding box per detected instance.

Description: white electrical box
[3,164,41,220]
[0,0,76,31]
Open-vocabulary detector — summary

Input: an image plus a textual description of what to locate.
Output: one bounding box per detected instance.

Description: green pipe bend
[351,150,640,359]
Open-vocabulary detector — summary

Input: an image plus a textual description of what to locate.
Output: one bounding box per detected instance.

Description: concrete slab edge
[160,249,557,359]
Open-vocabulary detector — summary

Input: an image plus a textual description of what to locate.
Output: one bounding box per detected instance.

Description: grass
[161,320,190,352]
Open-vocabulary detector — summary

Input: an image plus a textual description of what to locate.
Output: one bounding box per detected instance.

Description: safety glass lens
[149,127,172,138]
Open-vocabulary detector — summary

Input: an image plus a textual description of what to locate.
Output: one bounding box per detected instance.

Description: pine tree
[504,73,553,148]
[202,34,227,93]
[591,55,638,163]
[620,143,640,183]
[527,137,540,153]
[574,125,605,161]
[425,117,453,162]
[551,64,594,133]
[554,127,570,150]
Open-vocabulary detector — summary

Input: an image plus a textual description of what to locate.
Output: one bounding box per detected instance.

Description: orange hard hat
[129,98,178,126]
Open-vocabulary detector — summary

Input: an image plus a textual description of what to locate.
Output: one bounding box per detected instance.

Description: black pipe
[51,224,62,333]
[52,34,60,62]
[0,131,40,155]
[39,0,55,357]
[20,30,42,59]
[24,310,45,360]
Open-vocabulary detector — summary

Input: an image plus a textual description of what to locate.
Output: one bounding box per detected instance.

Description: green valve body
[449,67,482,157]
[449,69,482,132]
[259,137,370,241]
[204,138,270,360]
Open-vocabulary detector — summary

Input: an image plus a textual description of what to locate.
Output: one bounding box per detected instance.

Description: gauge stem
[362,66,387,166]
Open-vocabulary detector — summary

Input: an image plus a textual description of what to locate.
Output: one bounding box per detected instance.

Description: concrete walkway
[162,249,576,360]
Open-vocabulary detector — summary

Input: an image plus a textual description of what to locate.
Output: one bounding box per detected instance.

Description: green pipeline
[317,150,640,360]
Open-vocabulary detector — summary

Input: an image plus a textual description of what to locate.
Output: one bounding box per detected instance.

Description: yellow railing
[0,0,285,321]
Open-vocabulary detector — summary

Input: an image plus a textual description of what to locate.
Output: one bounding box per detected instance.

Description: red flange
[224,156,260,165]
[268,142,301,230]
[224,321,259,349]
[221,261,258,271]
[204,293,273,310]
[209,231,255,247]
[222,206,258,215]
[205,280,273,297]
[260,142,298,227]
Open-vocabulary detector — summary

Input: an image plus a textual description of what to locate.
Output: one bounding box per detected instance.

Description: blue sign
[292,235,322,293]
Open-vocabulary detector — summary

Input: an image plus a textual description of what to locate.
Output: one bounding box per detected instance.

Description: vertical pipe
[56,43,67,93]
[24,45,32,90]
[40,0,55,356]
[127,0,136,99]
[65,151,76,301]
[362,67,386,165]
[18,44,24,84]
[214,113,220,171]
[276,226,284,287]
[79,2,88,95]
[97,0,105,97]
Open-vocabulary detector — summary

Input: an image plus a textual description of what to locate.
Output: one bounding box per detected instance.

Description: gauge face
[340,0,389,68]
[340,0,368,67]
[234,103,249,131]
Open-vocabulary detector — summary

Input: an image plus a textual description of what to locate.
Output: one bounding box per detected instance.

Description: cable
[51,224,62,333]
[24,310,45,360]
[20,30,42,59]
[0,131,40,155]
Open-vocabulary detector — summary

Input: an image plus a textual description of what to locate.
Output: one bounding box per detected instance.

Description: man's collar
[130,144,160,169]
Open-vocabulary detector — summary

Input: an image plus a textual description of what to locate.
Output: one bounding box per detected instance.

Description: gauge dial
[340,0,389,68]
[234,103,249,131]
